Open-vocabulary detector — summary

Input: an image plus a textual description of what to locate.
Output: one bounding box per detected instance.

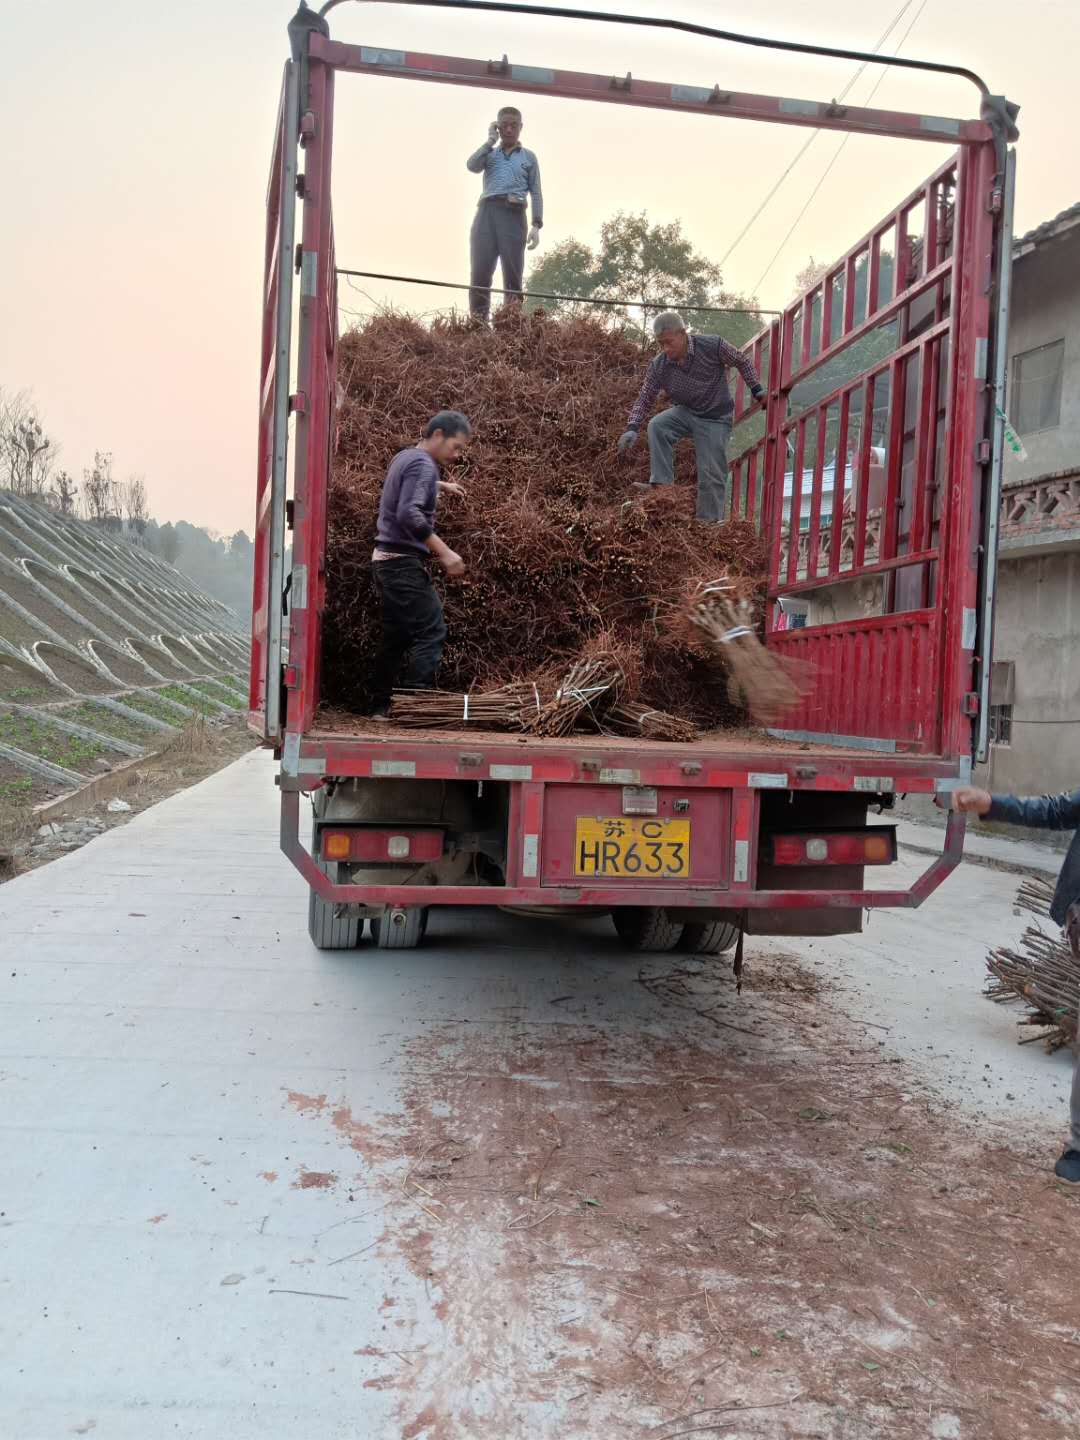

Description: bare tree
[121,475,150,538]
[49,470,79,516]
[82,450,119,526]
[0,388,57,498]
[793,256,829,297]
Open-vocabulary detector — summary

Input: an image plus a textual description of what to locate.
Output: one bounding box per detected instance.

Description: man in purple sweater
[618,310,765,522]
[369,411,471,719]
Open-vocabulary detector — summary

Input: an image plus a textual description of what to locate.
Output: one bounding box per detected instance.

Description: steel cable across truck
[249,1,1019,952]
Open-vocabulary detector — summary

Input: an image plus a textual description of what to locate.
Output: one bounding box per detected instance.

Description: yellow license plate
[574,817,691,878]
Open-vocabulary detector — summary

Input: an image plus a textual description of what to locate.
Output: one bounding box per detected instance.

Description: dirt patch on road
[291,949,1080,1439]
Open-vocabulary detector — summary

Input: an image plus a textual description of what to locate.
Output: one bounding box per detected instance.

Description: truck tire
[612,907,685,953]
[374,907,428,949]
[307,863,362,951]
[677,920,740,955]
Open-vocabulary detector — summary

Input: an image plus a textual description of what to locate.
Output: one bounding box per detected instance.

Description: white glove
[487,121,499,145]
[527,224,540,251]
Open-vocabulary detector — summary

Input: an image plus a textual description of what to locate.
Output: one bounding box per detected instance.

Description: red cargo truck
[251,3,1018,951]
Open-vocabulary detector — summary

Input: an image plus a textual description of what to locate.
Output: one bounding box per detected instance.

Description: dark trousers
[371,557,447,710]
[469,200,527,319]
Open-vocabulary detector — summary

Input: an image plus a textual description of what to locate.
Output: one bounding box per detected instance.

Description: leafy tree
[156,521,181,565]
[527,211,762,345]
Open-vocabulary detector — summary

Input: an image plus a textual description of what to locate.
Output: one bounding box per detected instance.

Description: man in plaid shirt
[618,310,765,522]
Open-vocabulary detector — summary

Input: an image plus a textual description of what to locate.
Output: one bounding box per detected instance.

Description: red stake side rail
[252,9,1016,925]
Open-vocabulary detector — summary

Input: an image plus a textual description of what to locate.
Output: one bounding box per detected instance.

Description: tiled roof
[1014,201,1080,255]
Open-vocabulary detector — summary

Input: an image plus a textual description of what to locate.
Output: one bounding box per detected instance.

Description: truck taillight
[769,828,896,866]
[323,831,351,860]
[318,827,444,862]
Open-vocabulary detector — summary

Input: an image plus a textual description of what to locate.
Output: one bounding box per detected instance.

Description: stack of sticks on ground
[986,875,1079,1051]
[323,306,798,731]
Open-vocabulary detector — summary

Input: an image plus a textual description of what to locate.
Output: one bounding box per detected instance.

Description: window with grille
[988,704,1012,746]
[1011,340,1064,435]
[989,660,1014,746]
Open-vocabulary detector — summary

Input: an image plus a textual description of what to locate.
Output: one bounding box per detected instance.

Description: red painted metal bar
[843,253,857,334]
[746,446,759,529]
[779,318,951,442]
[785,264,951,399]
[828,390,851,578]
[786,418,807,586]
[310,35,990,145]
[800,292,814,370]
[821,270,835,352]
[289,58,337,737]
[910,340,937,555]
[281,790,966,910]
[937,142,997,761]
[250,70,290,723]
[881,354,907,564]
[770,548,939,599]
[805,405,828,580]
[852,374,876,572]
[780,155,958,364]
[867,230,883,318]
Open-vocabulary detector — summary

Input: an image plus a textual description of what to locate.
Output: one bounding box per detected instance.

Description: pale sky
[2,0,1077,536]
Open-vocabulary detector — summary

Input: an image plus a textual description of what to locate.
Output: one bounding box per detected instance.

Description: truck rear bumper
[281,789,966,912]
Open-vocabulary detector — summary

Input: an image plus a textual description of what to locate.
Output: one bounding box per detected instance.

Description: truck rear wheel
[374,907,428,949]
[307,863,362,951]
[612,907,685,953]
[677,920,740,955]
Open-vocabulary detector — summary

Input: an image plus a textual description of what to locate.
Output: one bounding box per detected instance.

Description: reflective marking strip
[490,764,533,780]
[599,768,640,785]
[511,65,555,84]
[281,732,301,776]
[974,336,988,379]
[522,834,539,877]
[921,115,961,136]
[768,727,898,753]
[300,251,318,297]
[672,84,712,104]
[733,839,750,884]
[297,757,326,776]
[291,564,307,611]
[748,772,788,789]
[962,607,977,649]
[372,760,416,777]
[853,776,895,793]
[780,98,819,116]
[360,47,406,65]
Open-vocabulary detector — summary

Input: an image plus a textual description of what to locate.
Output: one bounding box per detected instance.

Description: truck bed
[309,708,953,778]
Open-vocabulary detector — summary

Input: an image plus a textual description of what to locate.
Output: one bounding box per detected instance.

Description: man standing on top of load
[617,310,766,523]
[466,106,543,322]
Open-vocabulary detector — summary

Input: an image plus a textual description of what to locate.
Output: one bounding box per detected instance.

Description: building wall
[1004,228,1080,484]
[975,551,1080,795]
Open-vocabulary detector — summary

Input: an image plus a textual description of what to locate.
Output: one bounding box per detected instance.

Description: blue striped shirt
[466,142,543,226]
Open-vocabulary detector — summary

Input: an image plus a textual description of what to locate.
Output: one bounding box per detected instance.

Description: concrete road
[2,752,1076,1440]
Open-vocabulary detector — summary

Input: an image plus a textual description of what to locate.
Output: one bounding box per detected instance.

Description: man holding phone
[466,106,543,322]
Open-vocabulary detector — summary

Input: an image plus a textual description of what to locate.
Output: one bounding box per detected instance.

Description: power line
[752,0,933,299]
[719,0,917,272]
[336,267,781,316]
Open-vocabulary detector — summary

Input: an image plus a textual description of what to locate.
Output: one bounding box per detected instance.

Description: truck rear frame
[251,3,1017,944]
